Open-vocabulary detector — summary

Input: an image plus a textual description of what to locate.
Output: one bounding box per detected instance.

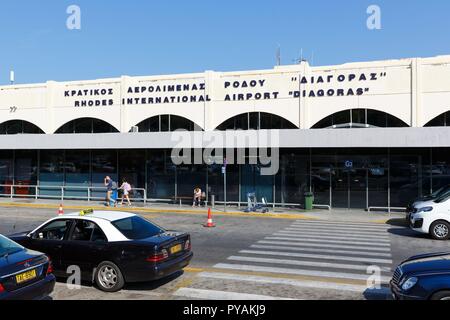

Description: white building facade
[1,55,450,210]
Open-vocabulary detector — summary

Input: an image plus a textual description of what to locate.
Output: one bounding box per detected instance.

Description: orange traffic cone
[58,204,64,216]
[204,208,216,228]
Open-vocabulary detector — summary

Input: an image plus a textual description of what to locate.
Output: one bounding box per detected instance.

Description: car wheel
[430,221,450,240]
[430,291,450,300]
[94,261,125,292]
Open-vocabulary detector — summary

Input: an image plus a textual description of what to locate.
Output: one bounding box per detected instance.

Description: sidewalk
[0,198,405,224]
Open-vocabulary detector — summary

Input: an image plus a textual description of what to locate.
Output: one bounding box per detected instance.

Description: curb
[0,202,318,221]
[0,202,396,224]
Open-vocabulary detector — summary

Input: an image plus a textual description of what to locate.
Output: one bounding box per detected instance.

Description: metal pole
[388,148,391,216]
[223,158,227,212]
[224,166,227,212]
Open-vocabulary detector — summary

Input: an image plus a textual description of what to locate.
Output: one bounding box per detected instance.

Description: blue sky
[0,0,449,84]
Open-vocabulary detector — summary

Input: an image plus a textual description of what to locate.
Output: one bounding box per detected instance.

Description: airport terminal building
[1,55,450,210]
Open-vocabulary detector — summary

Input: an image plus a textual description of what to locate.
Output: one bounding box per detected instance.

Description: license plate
[16,269,37,284]
[170,244,182,254]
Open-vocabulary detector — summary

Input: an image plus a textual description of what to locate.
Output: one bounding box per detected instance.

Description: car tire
[430,221,450,240]
[430,291,450,300]
[94,261,125,292]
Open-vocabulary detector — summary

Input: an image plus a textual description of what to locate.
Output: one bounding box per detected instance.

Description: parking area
[1,204,449,300]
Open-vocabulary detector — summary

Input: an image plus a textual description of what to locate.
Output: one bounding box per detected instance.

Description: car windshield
[0,235,24,258]
[111,216,165,240]
[435,193,450,204]
[432,186,450,198]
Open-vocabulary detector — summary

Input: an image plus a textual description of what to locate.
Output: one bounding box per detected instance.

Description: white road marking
[227,256,392,272]
[276,230,390,240]
[264,237,391,247]
[293,220,390,229]
[198,272,392,295]
[239,250,393,265]
[273,232,390,242]
[258,240,391,252]
[173,287,294,300]
[286,226,389,236]
[214,263,392,282]
[250,244,392,257]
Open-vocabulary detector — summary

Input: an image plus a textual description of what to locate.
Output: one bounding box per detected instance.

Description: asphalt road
[1,206,449,300]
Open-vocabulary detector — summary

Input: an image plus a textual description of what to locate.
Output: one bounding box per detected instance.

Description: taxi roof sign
[79,209,94,216]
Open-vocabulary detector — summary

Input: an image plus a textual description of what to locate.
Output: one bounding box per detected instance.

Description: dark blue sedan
[391,252,450,300]
[0,234,55,300]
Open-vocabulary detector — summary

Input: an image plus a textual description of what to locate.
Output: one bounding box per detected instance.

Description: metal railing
[0,184,149,204]
[0,183,333,211]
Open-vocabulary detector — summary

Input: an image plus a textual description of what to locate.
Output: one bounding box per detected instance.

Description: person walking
[119,179,132,207]
[193,187,202,207]
[110,179,119,207]
[104,176,113,207]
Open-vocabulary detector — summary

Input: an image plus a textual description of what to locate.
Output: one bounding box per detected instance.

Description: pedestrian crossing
[173,220,394,300]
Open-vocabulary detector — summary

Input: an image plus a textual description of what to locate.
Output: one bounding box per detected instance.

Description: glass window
[39,150,64,198]
[35,219,72,241]
[217,113,296,131]
[352,109,366,125]
[177,162,207,201]
[65,150,90,199]
[91,150,117,199]
[425,112,450,127]
[333,110,350,126]
[0,235,23,257]
[70,220,107,242]
[119,150,145,200]
[147,150,175,199]
[0,121,44,135]
[431,148,450,192]
[55,119,118,134]
[275,151,310,206]
[0,151,13,197]
[112,216,164,240]
[160,115,169,132]
[249,113,259,130]
[170,115,201,131]
[313,109,408,129]
[390,149,431,207]
[91,225,108,242]
[14,150,38,197]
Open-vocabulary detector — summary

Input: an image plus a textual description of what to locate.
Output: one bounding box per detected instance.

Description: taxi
[9,209,193,292]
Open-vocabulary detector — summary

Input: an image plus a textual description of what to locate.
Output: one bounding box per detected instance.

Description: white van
[410,194,450,240]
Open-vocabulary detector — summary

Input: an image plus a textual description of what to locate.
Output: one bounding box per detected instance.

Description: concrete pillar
[411,58,422,128]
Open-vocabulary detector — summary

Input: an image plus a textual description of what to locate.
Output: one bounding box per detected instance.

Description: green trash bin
[304,192,314,210]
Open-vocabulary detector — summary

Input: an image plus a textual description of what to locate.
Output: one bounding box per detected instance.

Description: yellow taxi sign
[79,209,94,216]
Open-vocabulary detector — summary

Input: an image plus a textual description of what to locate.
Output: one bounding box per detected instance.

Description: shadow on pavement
[385,218,408,227]
[124,270,184,291]
[387,227,431,240]
[55,270,184,292]
[363,287,392,300]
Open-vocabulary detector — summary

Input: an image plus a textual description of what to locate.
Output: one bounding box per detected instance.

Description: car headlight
[416,207,433,213]
[401,277,418,291]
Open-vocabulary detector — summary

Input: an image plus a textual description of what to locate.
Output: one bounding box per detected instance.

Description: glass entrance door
[331,169,367,209]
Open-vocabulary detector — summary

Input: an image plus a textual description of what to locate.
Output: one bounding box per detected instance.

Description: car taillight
[0,283,5,293]
[184,240,191,251]
[146,249,168,262]
[46,261,54,275]
[46,257,54,275]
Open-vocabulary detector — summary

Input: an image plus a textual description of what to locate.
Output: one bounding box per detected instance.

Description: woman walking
[120,179,132,206]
